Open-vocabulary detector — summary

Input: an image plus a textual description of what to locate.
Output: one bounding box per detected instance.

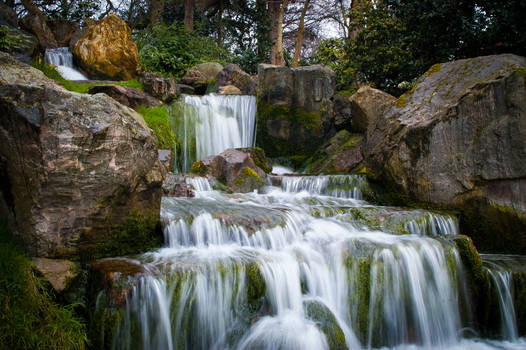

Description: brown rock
[73,14,138,80]
[88,84,160,110]
[0,52,164,258]
[218,84,242,95]
[181,62,223,93]
[158,149,173,171]
[48,19,79,47]
[216,64,257,95]
[20,13,57,49]
[349,86,396,133]
[333,93,352,131]
[32,258,75,292]
[138,72,179,102]
[162,173,196,197]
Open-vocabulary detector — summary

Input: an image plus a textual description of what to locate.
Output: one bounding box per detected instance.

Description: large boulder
[88,84,161,110]
[365,54,526,253]
[191,148,269,193]
[0,52,164,259]
[138,72,179,102]
[48,19,80,47]
[350,86,396,133]
[181,62,223,94]
[20,13,57,49]
[215,63,257,95]
[256,64,336,160]
[73,14,139,80]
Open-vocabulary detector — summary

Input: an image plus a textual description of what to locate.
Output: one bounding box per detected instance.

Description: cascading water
[44,47,87,80]
[97,173,525,350]
[169,94,256,172]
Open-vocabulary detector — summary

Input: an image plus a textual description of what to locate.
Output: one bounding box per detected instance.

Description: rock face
[48,19,80,47]
[88,84,160,110]
[20,13,57,49]
[0,52,164,259]
[365,54,526,253]
[303,130,364,174]
[191,148,269,193]
[333,93,352,131]
[73,14,139,80]
[215,63,257,95]
[138,72,179,102]
[181,62,223,94]
[350,86,396,133]
[32,257,76,292]
[257,64,336,160]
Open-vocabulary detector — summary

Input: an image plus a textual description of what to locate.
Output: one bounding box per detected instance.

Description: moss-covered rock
[304,299,347,350]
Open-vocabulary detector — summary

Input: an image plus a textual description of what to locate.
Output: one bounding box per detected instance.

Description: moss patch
[0,220,87,349]
[232,166,266,193]
[137,105,175,149]
[190,160,207,176]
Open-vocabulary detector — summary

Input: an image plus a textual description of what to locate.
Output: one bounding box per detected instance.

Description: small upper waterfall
[169,94,256,172]
[44,47,87,80]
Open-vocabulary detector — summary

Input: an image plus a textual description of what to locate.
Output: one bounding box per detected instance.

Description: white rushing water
[44,47,87,80]
[172,94,256,172]
[103,175,524,350]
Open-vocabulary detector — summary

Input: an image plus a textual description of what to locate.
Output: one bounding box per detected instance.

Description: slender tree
[291,0,310,67]
[184,0,195,30]
[269,0,288,65]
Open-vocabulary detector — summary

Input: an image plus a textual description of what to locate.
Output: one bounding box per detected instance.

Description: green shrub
[0,25,33,52]
[30,60,143,93]
[136,23,234,78]
[0,220,87,349]
[137,105,175,150]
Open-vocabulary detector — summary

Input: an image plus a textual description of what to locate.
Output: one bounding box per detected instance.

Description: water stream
[97,95,524,349]
[44,47,87,80]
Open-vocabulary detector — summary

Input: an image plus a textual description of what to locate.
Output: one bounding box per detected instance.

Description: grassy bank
[0,220,87,349]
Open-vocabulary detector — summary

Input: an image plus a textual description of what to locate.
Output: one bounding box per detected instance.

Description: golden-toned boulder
[73,14,138,80]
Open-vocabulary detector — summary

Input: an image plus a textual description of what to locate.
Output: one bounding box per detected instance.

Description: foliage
[0,25,33,53]
[312,38,352,90]
[0,220,87,350]
[30,60,143,93]
[22,0,99,22]
[135,23,234,78]
[137,105,175,149]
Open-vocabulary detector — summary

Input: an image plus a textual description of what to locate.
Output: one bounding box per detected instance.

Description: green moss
[232,167,266,193]
[0,220,87,349]
[246,262,265,312]
[137,105,175,149]
[89,298,125,350]
[304,300,347,350]
[30,60,143,93]
[83,212,162,261]
[237,147,272,173]
[423,63,442,78]
[190,160,207,176]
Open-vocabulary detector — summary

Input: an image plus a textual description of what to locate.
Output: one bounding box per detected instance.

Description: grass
[137,105,175,150]
[30,60,143,93]
[0,220,87,349]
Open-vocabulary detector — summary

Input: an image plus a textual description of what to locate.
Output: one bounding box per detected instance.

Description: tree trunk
[20,0,58,48]
[149,0,165,26]
[256,0,269,62]
[270,0,288,66]
[292,0,310,67]
[184,0,195,31]
[217,0,224,46]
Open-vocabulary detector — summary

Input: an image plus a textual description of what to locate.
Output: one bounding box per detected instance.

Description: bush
[136,23,234,78]
[0,220,87,349]
[0,25,33,53]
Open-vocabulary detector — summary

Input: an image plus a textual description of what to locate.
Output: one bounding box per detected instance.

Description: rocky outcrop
[215,63,257,95]
[181,62,223,94]
[88,84,160,110]
[191,148,269,193]
[73,14,138,80]
[350,86,396,133]
[0,5,38,59]
[32,257,76,292]
[303,130,364,174]
[162,173,196,197]
[48,19,80,47]
[20,13,57,49]
[0,52,164,259]
[333,93,352,131]
[138,72,179,102]
[256,64,336,160]
[365,54,526,253]
[218,85,242,95]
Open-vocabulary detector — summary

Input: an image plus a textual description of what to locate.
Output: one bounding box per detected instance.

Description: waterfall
[44,47,87,80]
[169,94,256,172]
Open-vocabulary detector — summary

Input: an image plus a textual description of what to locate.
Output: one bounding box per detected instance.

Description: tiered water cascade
[44,47,87,80]
[94,96,525,350]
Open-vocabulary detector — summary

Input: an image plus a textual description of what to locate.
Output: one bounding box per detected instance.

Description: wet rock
[88,84,160,110]
[365,54,526,253]
[177,83,195,94]
[32,257,76,292]
[158,149,173,171]
[215,63,257,95]
[218,84,242,95]
[162,173,195,197]
[73,14,138,80]
[0,52,165,259]
[191,148,267,193]
[349,86,396,133]
[304,299,347,350]
[257,64,336,159]
[303,130,364,174]
[181,62,223,94]
[138,72,179,102]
